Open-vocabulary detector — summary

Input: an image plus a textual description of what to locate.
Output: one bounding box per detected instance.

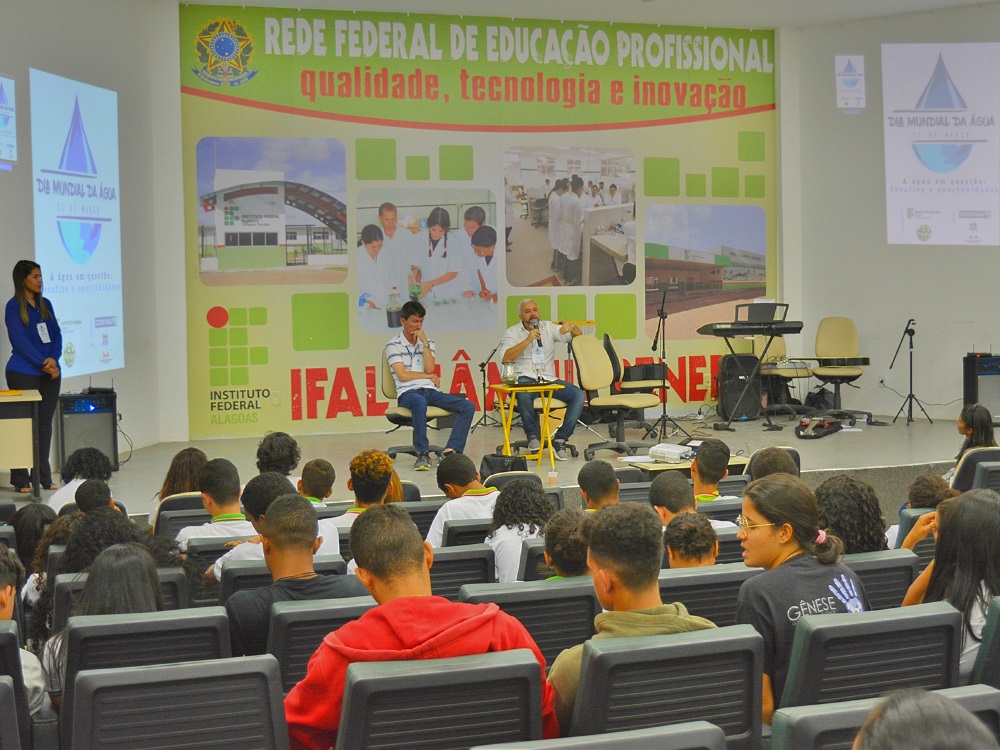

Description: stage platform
[6,412,958,524]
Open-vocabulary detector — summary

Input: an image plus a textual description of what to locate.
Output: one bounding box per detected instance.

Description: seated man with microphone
[499,298,585,460]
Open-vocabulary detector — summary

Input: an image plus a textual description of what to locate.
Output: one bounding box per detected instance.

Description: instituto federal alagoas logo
[193,19,257,88]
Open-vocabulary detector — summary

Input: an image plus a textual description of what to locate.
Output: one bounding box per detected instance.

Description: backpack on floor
[479,454,528,483]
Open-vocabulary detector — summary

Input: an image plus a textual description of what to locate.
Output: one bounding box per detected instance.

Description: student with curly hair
[333,450,394,529]
[256,431,301,476]
[47,447,113,512]
[21,515,80,613]
[664,513,718,568]
[542,508,589,580]
[736,474,870,724]
[815,475,888,554]
[488,479,554,582]
[148,447,208,527]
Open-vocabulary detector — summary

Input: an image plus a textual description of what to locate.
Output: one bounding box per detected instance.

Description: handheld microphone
[531,319,542,347]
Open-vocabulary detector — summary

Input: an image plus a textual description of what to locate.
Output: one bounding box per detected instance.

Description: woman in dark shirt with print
[5,260,61,492]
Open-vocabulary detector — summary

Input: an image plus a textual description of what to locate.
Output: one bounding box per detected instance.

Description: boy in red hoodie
[284,504,560,749]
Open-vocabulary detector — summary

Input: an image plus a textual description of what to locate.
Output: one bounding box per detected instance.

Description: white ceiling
[186,0,1000,30]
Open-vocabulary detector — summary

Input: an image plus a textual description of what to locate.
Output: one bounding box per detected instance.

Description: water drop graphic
[911,54,972,174]
[57,96,102,264]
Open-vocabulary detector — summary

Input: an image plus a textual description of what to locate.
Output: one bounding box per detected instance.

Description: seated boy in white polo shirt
[175,458,254,552]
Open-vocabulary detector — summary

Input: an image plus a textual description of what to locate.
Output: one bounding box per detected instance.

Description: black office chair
[658,563,764,627]
[429,544,495,601]
[569,626,763,748]
[70,655,287,750]
[779,601,962,710]
[471,721,727,750]
[460,578,601,670]
[842,549,919,610]
[336,650,543,750]
[443,518,492,547]
[267,596,377,693]
[61,607,232,750]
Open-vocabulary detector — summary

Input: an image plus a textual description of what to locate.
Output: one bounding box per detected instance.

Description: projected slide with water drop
[883,44,1000,246]
[30,69,123,376]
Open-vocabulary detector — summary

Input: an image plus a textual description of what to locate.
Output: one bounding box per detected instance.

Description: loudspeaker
[55,392,118,471]
[717,354,761,421]
[963,354,1000,425]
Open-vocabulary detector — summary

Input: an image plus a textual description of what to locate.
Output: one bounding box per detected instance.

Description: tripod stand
[647,289,691,441]
[470,342,503,432]
[891,318,933,425]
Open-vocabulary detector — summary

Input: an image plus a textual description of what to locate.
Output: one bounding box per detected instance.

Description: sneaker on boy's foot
[414,452,431,471]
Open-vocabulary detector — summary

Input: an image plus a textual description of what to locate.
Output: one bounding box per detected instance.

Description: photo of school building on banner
[178,6,777,438]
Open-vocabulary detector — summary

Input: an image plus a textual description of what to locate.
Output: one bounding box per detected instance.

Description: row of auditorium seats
[7,597,1000,750]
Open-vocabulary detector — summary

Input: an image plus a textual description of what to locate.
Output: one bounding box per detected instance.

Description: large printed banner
[180,6,777,438]
[883,43,1000,246]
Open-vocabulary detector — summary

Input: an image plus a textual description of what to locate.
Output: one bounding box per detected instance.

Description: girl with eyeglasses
[734,473,870,724]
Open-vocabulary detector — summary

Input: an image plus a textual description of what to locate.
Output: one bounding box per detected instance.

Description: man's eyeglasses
[736,515,777,533]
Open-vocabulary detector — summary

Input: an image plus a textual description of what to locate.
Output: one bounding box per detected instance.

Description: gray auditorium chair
[517,538,554,582]
[337,527,351,560]
[336,650,543,750]
[771,684,1000,749]
[153,508,212,538]
[973,596,1000,689]
[0,675,21,750]
[45,546,64,582]
[779,601,962,710]
[399,500,449,539]
[443,518,492,547]
[695,496,742,525]
[613,466,645,484]
[314,503,349,520]
[716,474,752,498]
[0,622,57,750]
[400,480,421,503]
[485,471,543,491]
[974,461,1000,492]
[70,655,287,750]
[459,578,601,669]
[713,527,744,565]
[0,502,17,524]
[52,568,189,632]
[267,596,377,693]
[56,500,128,518]
[219,555,346,605]
[0,528,16,551]
[893,507,935,571]
[472,721,727,749]
[617,481,652,504]
[842,549,919,610]
[61,607,232,750]
[658,563,764,627]
[952,447,1000,493]
[429,544,495,601]
[569,626,763,749]
[544,487,565,512]
[185,535,256,577]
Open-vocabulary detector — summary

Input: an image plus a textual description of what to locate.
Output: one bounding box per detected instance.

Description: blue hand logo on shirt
[829,575,864,613]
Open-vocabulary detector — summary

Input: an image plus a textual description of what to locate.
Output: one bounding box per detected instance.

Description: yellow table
[491,382,564,470]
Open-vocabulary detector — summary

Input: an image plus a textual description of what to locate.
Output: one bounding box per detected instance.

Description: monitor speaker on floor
[55,392,119,471]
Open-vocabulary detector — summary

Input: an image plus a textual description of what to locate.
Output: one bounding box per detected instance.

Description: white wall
[783,4,1000,419]
[0,0,188,448]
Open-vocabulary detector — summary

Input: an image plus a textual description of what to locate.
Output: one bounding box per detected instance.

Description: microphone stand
[891,318,932,425]
[647,289,690,441]
[470,341,503,432]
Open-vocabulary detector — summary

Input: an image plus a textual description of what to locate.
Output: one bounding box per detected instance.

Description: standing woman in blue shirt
[5,260,61,492]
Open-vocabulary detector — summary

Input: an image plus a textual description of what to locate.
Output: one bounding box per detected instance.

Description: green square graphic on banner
[209,349,228,367]
[739,131,766,162]
[356,139,397,180]
[644,158,680,197]
[558,295,587,322]
[686,174,707,197]
[228,308,247,326]
[230,348,249,366]
[249,307,267,326]
[292,293,350,351]
[506,295,550,327]
[595,294,637,340]
[406,155,430,181]
[230,368,250,386]
[712,168,740,198]
[439,145,474,180]
[228,328,248,346]
[210,368,228,387]
[250,347,268,365]
[208,328,227,347]
[745,175,766,198]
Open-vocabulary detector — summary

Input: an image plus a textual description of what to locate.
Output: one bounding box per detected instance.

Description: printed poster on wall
[180,7,777,438]
[883,43,1000,246]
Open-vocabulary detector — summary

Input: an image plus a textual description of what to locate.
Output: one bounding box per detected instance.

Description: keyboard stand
[714,332,783,433]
